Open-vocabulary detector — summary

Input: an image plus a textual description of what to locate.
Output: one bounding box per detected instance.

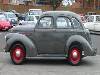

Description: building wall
[2,0,9,4]
[80,0,100,9]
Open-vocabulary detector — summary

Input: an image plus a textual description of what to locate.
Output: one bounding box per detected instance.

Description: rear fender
[66,35,92,56]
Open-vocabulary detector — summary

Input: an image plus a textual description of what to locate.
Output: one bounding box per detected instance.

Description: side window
[96,16,100,22]
[38,17,53,28]
[56,17,72,28]
[87,16,94,22]
[71,18,82,29]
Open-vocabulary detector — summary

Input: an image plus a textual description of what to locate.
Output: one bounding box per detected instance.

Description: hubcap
[11,45,25,64]
[15,49,21,57]
[70,48,81,65]
[72,51,78,58]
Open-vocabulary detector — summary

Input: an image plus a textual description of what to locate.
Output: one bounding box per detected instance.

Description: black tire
[10,43,26,65]
[68,45,82,66]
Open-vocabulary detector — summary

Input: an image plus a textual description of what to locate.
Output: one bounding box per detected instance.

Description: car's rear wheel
[10,43,26,65]
[68,45,82,66]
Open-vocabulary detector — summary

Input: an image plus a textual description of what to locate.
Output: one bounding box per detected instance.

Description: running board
[26,54,66,59]
[37,54,65,57]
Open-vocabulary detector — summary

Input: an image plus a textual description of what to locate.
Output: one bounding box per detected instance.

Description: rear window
[71,18,82,29]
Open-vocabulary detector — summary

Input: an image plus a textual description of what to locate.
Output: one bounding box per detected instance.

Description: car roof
[0,14,5,16]
[29,9,42,11]
[89,15,100,16]
[4,12,15,14]
[42,11,81,19]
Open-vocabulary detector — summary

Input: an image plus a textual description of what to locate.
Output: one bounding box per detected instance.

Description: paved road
[91,34,100,54]
[0,52,100,75]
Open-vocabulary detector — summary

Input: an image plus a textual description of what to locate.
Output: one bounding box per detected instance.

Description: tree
[86,0,90,4]
[50,0,63,10]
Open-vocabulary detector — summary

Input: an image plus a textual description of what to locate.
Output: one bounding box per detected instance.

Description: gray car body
[5,11,97,58]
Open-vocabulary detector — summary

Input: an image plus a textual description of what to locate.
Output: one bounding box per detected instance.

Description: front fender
[5,33,37,57]
[66,35,95,56]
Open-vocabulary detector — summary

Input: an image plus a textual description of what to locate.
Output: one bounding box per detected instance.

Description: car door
[34,16,55,54]
[53,16,74,54]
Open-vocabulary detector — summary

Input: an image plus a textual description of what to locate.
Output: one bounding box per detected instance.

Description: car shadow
[18,58,95,66]
[24,58,68,66]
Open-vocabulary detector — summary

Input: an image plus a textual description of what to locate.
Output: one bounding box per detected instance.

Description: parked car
[84,15,100,31]
[28,9,42,15]
[86,12,96,15]
[5,11,97,65]
[19,15,38,26]
[26,9,42,20]
[4,12,18,26]
[0,14,12,30]
[18,14,26,21]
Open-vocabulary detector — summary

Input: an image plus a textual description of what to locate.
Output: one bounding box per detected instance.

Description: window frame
[71,17,83,29]
[55,16,73,29]
[36,16,54,29]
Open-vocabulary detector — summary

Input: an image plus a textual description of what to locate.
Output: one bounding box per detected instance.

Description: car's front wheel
[10,43,26,65]
[68,45,82,66]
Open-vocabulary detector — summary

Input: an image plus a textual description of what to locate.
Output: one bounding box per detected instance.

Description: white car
[19,15,38,26]
[84,15,100,31]
[4,12,18,26]
[28,9,42,15]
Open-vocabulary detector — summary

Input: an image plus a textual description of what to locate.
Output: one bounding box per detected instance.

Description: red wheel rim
[69,48,81,65]
[11,45,25,64]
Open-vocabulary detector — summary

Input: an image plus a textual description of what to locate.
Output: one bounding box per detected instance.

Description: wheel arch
[6,33,37,57]
[9,41,26,52]
[69,41,83,51]
[65,35,86,55]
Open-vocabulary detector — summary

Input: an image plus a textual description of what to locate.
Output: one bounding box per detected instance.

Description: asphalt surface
[0,31,100,75]
[0,52,100,75]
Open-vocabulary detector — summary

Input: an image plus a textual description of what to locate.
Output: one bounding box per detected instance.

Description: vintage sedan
[84,15,100,31]
[5,11,97,65]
